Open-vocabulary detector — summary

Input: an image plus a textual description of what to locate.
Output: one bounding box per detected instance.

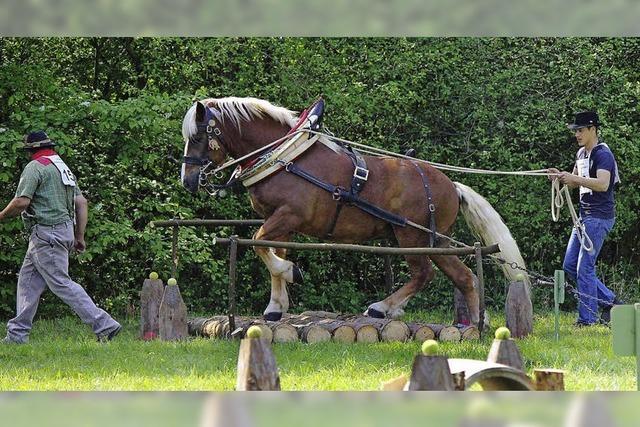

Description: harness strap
[281,161,407,227]
[323,148,370,238]
[410,161,437,247]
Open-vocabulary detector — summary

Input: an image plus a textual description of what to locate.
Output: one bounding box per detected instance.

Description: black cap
[567,111,601,130]
[23,131,56,149]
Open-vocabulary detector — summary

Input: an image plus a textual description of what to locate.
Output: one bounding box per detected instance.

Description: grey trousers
[5,221,120,343]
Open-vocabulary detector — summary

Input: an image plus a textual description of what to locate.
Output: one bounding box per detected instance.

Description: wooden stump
[269,322,298,343]
[406,355,455,391]
[458,325,480,341]
[486,338,524,371]
[564,394,613,427]
[236,337,281,391]
[159,283,188,341]
[200,395,255,427]
[505,280,533,338]
[342,316,409,342]
[534,368,565,391]
[189,317,274,342]
[352,322,379,343]
[294,324,331,343]
[427,324,461,342]
[408,323,435,342]
[140,278,164,340]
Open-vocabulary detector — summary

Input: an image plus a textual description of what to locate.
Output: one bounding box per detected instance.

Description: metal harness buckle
[353,166,369,181]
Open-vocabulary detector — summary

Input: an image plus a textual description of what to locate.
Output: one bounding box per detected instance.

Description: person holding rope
[0,131,121,343]
[547,111,622,327]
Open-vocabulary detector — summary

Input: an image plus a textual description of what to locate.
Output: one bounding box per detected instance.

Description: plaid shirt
[15,153,82,229]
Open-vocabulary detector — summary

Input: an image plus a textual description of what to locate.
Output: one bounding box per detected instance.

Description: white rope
[207,128,589,250]
[550,179,594,252]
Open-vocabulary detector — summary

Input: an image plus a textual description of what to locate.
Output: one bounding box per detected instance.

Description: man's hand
[557,171,580,187]
[547,168,561,181]
[74,237,86,252]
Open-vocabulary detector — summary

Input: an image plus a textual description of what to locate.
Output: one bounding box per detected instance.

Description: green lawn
[0,311,635,391]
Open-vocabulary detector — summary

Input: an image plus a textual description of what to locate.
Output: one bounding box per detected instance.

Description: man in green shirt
[0,131,121,343]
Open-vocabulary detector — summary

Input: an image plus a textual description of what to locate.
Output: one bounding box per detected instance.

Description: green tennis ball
[246,326,263,339]
[515,273,525,282]
[421,339,439,356]
[149,272,159,280]
[167,278,177,286]
[495,327,511,340]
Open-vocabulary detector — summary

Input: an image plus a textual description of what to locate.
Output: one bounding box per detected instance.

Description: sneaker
[574,321,596,328]
[97,325,122,343]
[1,336,26,344]
[600,297,624,324]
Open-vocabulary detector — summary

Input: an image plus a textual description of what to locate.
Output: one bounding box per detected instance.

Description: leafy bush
[0,38,638,319]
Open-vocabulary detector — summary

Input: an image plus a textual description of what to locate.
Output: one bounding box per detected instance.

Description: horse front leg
[253,216,304,322]
[366,254,435,319]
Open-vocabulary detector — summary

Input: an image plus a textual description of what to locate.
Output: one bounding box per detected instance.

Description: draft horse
[181,97,528,325]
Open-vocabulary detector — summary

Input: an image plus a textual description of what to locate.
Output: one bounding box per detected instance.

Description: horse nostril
[182,173,199,193]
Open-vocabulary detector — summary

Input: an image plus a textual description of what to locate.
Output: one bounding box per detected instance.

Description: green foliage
[0,38,638,318]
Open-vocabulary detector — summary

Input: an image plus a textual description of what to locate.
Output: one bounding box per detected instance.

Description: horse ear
[195,101,206,122]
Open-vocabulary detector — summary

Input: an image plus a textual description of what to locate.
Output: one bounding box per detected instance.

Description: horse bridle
[182,106,236,194]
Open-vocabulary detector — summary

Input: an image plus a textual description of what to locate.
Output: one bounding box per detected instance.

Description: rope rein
[207,128,592,253]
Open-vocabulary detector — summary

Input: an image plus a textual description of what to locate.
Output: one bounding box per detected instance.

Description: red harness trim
[240,108,310,170]
[32,148,57,166]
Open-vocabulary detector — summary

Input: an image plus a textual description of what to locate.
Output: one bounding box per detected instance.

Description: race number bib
[576,158,591,196]
[43,155,76,187]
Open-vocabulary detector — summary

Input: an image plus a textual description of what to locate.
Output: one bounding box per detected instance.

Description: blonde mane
[182,97,298,142]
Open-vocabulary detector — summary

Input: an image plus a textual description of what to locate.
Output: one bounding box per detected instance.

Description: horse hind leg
[430,254,480,326]
[366,254,435,319]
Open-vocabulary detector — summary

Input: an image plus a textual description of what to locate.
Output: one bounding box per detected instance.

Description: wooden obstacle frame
[150,219,519,336]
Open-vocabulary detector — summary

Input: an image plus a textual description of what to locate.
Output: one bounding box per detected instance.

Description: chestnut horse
[181,97,528,325]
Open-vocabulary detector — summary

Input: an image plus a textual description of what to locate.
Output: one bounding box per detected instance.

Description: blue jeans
[562,216,616,324]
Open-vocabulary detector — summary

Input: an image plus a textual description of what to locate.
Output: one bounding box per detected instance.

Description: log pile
[188,312,480,344]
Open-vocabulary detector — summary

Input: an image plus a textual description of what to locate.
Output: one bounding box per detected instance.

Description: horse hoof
[366,308,386,319]
[264,312,283,322]
[292,265,304,284]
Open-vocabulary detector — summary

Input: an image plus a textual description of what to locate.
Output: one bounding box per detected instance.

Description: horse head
[181,97,297,193]
[181,100,230,193]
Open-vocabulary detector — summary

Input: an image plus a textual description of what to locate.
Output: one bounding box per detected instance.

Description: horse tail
[454,181,531,292]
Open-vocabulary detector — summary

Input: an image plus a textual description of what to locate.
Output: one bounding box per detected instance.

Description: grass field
[0,310,635,391]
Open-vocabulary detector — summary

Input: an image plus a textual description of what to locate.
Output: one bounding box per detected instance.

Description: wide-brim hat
[23,130,56,149]
[567,111,601,130]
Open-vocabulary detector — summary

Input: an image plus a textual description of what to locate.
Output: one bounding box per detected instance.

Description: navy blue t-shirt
[576,143,617,219]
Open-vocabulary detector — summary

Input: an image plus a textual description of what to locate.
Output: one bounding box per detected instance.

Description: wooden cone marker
[505,275,533,338]
[407,340,455,391]
[140,272,164,340]
[236,326,281,391]
[533,368,565,391]
[159,278,188,341]
[486,327,524,371]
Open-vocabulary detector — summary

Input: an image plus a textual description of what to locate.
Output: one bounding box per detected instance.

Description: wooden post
[475,242,485,335]
[533,369,565,391]
[554,269,565,341]
[487,338,524,371]
[159,281,188,341]
[407,355,455,391]
[228,236,238,334]
[171,226,178,279]
[140,277,164,340]
[505,279,533,338]
[564,394,614,427]
[200,395,255,427]
[236,337,281,391]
